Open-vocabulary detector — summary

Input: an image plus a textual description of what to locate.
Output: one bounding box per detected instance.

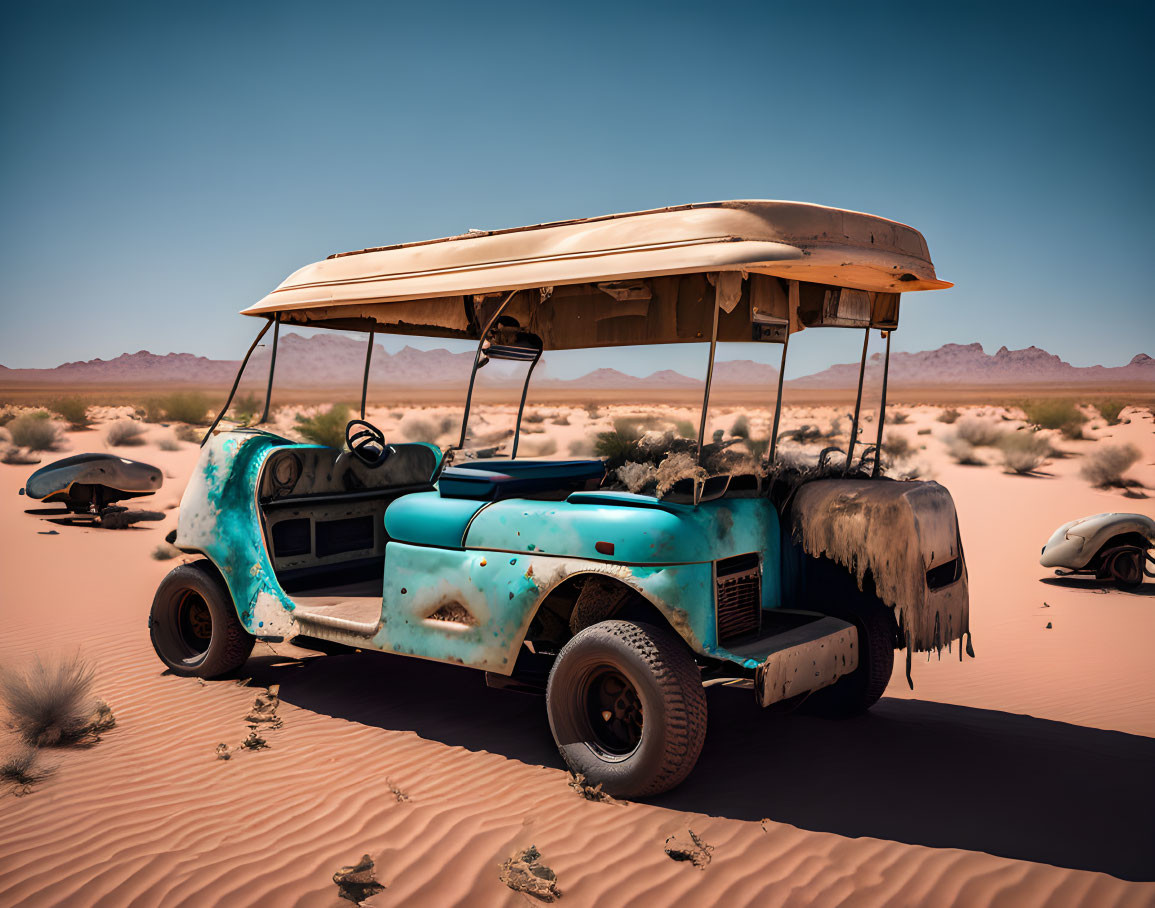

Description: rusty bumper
[752,617,859,707]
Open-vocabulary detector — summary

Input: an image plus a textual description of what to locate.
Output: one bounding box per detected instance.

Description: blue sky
[1,1,1151,381]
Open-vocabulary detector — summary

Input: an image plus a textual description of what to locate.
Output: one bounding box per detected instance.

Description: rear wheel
[1099,547,1145,590]
[802,605,895,718]
[150,561,254,678]
[546,620,707,799]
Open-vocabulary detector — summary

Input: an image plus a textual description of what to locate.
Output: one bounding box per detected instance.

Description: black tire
[801,605,895,718]
[1104,547,1144,590]
[546,620,707,799]
[150,561,254,678]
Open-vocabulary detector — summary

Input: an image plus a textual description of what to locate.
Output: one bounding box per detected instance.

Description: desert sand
[1,401,1153,906]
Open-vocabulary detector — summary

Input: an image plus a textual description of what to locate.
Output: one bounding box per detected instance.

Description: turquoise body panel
[385,492,484,548]
[174,429,783,671]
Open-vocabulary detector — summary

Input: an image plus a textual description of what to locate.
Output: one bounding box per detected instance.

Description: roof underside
[243,200,951,349]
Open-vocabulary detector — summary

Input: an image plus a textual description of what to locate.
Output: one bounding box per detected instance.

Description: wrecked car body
[150,199,971,797]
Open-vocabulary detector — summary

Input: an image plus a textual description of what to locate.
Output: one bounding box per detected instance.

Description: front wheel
[546,620,707,799]
[150,561,254,678]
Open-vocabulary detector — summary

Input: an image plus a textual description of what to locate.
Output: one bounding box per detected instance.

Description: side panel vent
[716,553,761,645]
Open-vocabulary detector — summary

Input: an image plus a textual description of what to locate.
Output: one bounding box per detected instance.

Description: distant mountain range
[0,334,1150,388]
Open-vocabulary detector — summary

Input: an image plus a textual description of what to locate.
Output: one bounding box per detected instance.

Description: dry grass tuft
[946,435,985,465]
[51,397,92,430]
[8,413,63,451]
[1,747,55,796]
[882,432,913,460]
[1020,399,1087,439]
[937,407,961,424]
[106,419,147,447]
[1080,443,1142,488]
[998,431,1051,474]
[954,416,1005,447]
[1093,400,1129,426]
[0,654,115,748]
[295,404,350,448]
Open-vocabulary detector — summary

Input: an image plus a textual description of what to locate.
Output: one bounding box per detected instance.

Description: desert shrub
[729,415,750,438]
[295,404,350,448]
[0,654,115,747]
[521,437,558,458]
[889,409,910,424]
[823,417,845,440]
[955,416,1004,447]
[523,410,546,424]
[584,403,601,419]
[777,424,822,444]
[163,392,212,425]
[1093,400,1128,426]
[550,414,570,426]
[673,419,696,439]
[741,436,770,460]
[520,424,545,434]
[230,392,261,425]
[106,419,147,446]
[175,424,202,443]
[882,432,913,460]
[51,397,91,429]
[568,437,595,456]
[0,408,15,426]
[998,431,1051,474]
[404,418,442,443]
[595,418,644,467]
[946,435,985,465]
[1079,443,1141,488]
[8,413,62,451]
[155,434,182,451]
[1,747,53,796]
[937,407,961,424]
[1020,399,1087,439]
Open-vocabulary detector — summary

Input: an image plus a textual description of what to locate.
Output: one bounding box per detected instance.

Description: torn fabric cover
[789,479,972,661]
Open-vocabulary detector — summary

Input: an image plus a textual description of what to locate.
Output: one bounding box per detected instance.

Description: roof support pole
[871,330,892,478]
[766,330,791,465]
[844,327,871,474]
[457,290,518,451]
[360,328,375,420]
[510,349,543,460]
[695,300,722,464]
[257,313,281,425]
[202,317,274,446]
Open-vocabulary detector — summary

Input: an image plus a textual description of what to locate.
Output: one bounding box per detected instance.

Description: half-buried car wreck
[151,200,972,797]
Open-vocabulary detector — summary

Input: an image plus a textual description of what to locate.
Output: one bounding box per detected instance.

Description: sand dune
[1,406,1153,905]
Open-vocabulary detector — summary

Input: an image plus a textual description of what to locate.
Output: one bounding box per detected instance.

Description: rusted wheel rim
[583,667,643,756]
[176,591,213,656]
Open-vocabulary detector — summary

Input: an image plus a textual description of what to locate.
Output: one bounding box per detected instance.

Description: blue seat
[438,459,605,501]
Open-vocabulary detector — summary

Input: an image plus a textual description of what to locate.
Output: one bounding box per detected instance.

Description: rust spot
[426,601,478,626]
[595,541,615,556]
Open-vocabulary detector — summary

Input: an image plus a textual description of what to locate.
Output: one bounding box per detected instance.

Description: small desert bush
[1079,443,1141,488]
[729,415,750,438]
[155,434,182,451]
[584,403,601,419]
[998,431,1051,474]
[0,654,115,748]
[175,424,202,443]
[295,404,350,448]
[160,392,212,425]
[8,413,62,451]
[889,410,910,425]
[521,437,559,457]
[51,397,91,429]
[106,419,147,446]
[946,435,985,465]
[595,418,644,467]
[550,414,570,426]
[1093,400,1128,426]
[937,407,961,424]
[404,414,457,443]
[523,410,546,424]
[954,416,1004,447]
[0,408,15,427]
[1020,399,1087,439]
[673,419,696,439]
[1,747,54,796]
[882,432,913,460]
[568,437,595,456]
[230,391,261,425]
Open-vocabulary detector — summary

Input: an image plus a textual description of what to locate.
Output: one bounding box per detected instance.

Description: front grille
[716,553,762,645]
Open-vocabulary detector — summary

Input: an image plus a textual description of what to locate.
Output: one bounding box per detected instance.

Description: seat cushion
[439,459,605,501]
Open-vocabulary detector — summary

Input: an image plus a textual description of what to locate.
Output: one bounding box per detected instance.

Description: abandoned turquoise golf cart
[151,200,972,797]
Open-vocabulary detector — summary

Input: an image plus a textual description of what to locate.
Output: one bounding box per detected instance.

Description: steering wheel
[345,419,395,468]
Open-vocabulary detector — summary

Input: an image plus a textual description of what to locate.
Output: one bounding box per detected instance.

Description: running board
[293,611,379,638]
